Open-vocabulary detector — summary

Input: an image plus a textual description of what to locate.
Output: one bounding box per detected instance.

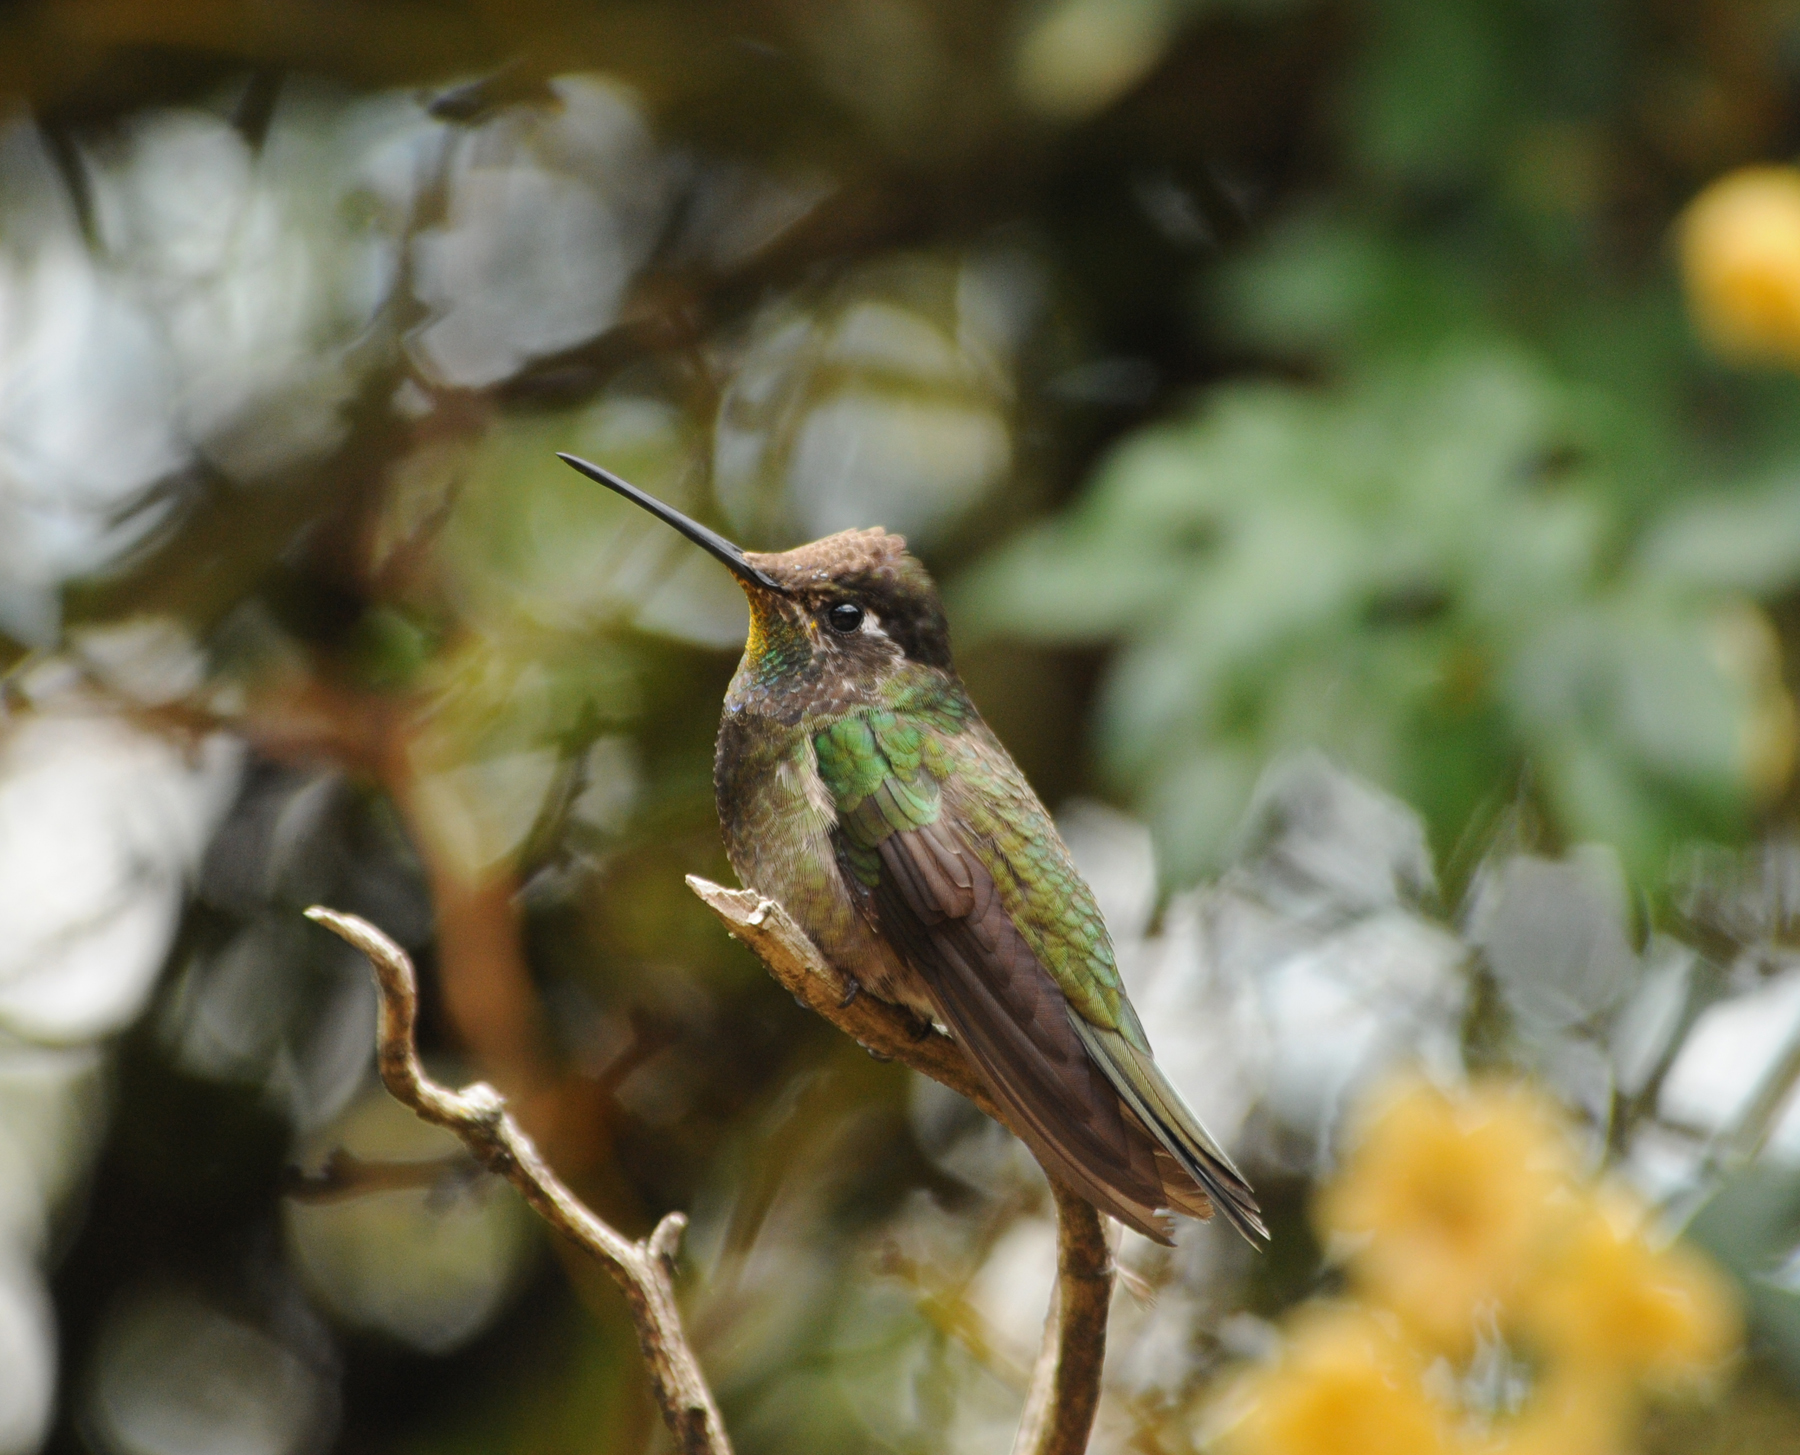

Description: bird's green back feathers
[809,671,1136,1038]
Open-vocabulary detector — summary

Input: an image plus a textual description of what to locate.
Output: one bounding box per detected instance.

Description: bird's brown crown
[744,528,953,671]
[744,528,908,589]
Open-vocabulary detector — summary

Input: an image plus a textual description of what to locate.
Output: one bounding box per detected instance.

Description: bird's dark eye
[826,602,864,634]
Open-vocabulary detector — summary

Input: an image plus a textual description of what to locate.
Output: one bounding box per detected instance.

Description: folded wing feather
[818,706,1267,1245]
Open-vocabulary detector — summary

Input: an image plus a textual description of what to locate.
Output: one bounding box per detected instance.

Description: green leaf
[1638,481,1800,595]
[1349,0,1512,185]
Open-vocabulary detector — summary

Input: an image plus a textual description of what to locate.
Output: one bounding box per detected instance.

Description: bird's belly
[718,734,934,1018]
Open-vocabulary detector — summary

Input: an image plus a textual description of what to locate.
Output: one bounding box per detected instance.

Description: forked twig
[685,876,1113,1455]
[306,906,731,1455]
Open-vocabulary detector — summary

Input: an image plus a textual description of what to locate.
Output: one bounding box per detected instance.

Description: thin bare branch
[686,876,1113,1455]
[306,906,731,1455]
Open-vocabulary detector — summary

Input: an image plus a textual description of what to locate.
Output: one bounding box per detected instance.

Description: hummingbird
[558,453,1266,1246]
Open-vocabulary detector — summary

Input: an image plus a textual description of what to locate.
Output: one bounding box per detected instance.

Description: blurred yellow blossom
[1679,166,1800,366]
[1484,1367,1634,1455]
[1215,1077,1746,1455]
[1210,1304,1462,1455]
[1316,1078,1578,1355]
[1516,1185,1741,1389]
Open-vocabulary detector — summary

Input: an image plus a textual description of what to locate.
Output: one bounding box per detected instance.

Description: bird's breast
[713,711,932,1016]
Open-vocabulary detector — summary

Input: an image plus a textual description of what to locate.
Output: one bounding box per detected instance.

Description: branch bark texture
[685,876,1113,1455]
[306,906,731,1455]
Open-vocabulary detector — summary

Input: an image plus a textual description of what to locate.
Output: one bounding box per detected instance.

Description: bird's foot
[838,976,862,1009]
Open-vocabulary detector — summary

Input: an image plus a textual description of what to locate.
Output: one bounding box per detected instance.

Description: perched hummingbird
[558,453,1266,1246]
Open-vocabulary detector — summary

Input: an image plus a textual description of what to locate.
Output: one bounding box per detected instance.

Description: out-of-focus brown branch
[228,671,621,1187]
[281,1147,478,1203]
[307,906,731,1455]
[282,996,668,1203]
[685,876,1112,1455]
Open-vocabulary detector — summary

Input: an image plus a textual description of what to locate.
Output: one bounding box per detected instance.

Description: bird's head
[558,454,953,703]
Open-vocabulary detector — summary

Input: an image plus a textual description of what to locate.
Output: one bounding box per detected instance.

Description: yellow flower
[1316,1078,1577,1355]
[1680,166,1800,367]
[1210,1303,1462,1455]
[1484,1367,1634,1455]
[1236,1082,1746,1455]
[1515,1185,1742,1389]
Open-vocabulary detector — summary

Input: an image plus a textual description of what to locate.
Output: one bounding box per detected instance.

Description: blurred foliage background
[11,0,1800,1450]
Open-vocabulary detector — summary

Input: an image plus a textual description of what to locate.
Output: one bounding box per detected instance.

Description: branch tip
[650,1210,688,1266]
[305,904,404,967]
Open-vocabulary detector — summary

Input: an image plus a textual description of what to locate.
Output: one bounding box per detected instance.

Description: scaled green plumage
[813,675,1130,1033]
[809,676,1263,1243]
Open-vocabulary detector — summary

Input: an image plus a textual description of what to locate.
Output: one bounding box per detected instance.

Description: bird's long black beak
[556,453,787,594]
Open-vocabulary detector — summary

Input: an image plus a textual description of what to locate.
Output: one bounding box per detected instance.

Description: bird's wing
[813,693,1264,1245]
